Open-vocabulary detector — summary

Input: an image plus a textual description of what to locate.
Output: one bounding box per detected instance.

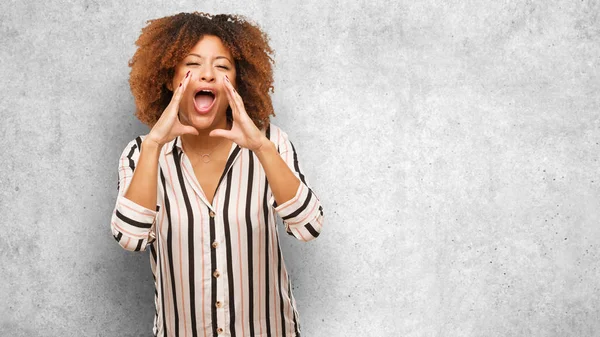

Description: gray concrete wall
[1,0,599,336]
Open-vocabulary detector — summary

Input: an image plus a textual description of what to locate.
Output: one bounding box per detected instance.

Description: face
[170,35,237,130]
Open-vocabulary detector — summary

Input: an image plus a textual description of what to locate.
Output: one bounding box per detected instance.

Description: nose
[198,65,215,83]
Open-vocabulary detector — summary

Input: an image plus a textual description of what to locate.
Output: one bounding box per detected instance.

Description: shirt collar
[164,135,182,155]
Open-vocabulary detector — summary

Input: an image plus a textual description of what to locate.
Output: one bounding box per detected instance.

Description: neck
[181,119,232,154]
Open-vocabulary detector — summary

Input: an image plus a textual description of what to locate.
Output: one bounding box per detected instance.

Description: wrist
[142,137,163,153]
[253,137,275,156]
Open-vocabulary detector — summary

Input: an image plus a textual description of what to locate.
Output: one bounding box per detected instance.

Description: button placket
[208,205,226,337]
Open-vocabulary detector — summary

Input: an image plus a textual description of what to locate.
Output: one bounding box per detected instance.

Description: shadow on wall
[102,121,156,333]
[102,243,156,333]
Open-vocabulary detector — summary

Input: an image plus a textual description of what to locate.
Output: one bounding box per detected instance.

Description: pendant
[201,154,211,163]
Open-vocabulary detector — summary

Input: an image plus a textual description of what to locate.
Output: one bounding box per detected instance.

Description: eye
[217,65,229,70]
[186,62,200,66]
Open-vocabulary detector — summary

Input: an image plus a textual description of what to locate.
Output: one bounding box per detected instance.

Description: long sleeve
[110,136,158,252]
[268,128,324,242]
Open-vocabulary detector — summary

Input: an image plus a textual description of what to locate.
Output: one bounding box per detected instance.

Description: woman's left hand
[209,75,268,152]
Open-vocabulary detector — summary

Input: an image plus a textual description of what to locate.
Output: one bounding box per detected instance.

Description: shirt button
[209,210,216,217]
[217,327,223,334]
[213,270,220,278]
[212,241,219,249]
[215,301,223,308]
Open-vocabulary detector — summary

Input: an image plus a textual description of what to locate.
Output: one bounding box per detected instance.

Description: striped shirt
[110,123,324,337]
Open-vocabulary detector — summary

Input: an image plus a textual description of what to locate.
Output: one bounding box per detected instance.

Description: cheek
[173,67,188,84]
[231,71,237,85]
[175,73,185,86]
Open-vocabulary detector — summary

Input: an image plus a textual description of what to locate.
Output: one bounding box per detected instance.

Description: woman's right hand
[145,71,199,146]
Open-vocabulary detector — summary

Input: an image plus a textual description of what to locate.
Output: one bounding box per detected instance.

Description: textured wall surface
[1,0,599,336]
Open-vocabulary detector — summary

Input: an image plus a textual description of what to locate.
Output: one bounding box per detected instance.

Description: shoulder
[265,123,297,154]
[265,122,291,144]
[119,134,149,158]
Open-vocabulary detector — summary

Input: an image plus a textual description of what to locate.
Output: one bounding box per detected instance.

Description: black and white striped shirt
[110,123,324,337]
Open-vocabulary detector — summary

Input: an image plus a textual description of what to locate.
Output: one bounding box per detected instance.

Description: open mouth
[193,89,216,114]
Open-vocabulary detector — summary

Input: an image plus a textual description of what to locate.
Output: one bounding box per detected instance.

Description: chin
[190,111,229,130]
[189,115,217,129]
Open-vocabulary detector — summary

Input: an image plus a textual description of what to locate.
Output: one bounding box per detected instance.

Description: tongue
[195,95,214,109]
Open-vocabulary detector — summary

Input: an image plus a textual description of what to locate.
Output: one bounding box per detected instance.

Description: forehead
[186,35,233,59]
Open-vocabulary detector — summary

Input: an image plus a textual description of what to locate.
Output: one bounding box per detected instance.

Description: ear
[166,81,173,92]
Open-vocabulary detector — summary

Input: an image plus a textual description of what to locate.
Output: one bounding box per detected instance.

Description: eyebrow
[187,53,232,63]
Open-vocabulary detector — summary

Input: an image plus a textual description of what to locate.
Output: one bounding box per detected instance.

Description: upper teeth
[201,90,212,93]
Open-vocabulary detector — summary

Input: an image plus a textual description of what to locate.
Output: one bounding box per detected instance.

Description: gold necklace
[183,138,227,164]
[199,140,227,164]
[183,123,232,164]
[198,141,224,163]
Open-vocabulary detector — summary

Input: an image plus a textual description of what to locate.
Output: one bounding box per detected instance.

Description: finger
[223,76,245,118]
[178,110,192,125]
[175,114,198,135]
[222,76,238,114]
[170,71,192,109]
[173,118,198,135]
[181,125,199,136]
[209,128,234,140]
[223,76,243,106]
[228,82,248,119]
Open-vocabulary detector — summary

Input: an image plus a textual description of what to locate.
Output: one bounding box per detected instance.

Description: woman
[110,12,324,337]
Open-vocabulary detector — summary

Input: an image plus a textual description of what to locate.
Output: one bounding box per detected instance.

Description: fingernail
[179,82,182,87]
[186,71,190,78]
[225,75,230,82]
